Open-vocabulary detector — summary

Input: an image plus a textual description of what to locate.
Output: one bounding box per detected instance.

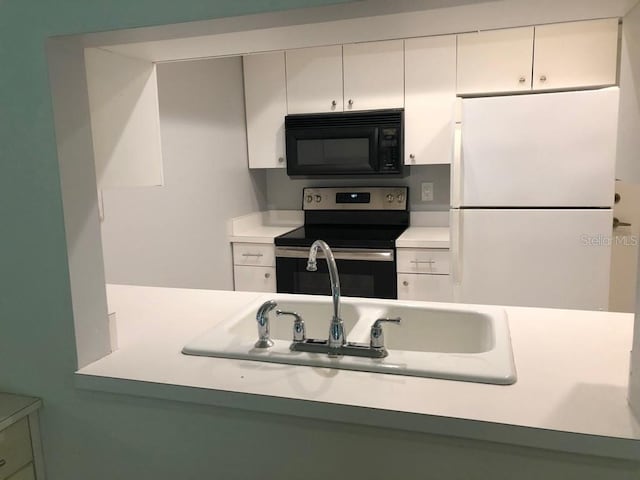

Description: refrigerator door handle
[450,209,463,292]
[451,123,463,208]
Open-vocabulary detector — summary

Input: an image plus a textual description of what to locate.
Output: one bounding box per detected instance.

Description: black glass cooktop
[275,225,407,249]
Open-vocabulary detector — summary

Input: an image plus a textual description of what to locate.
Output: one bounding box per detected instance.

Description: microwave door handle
[371,128,380,171]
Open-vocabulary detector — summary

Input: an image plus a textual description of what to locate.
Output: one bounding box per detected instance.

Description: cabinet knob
[402,280,409,287]
[331,100,337,107]
[519,76,526,84]
[409,154,415,161]
[614,193,621,204]
[0,459,5,468]
[348,99,354,106]
[264,272,271,279]
[539,75,547,82]
[278,157,284,163]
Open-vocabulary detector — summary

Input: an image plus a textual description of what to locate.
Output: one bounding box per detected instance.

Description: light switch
[421,182,434,202]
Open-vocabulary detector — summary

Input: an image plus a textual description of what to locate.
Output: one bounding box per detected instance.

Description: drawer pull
[264,272,271,279]
[0,458,6,467]
[410,260,436,264]
[242,253,264,258]
[402,281,409,286]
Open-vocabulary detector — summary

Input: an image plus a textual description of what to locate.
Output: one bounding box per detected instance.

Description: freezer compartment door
[459,88,619,207]
[453,209,612,310]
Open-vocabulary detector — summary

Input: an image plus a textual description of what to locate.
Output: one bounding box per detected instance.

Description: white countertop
[76,285,640,460]
[228,210,302,244]
[396,227,450,248]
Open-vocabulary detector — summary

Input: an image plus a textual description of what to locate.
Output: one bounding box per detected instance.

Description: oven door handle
[275,247,395,262]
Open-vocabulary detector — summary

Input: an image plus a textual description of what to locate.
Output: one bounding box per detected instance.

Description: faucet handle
[370,317,401,350]
[276,310,306,343]
[255,300,277,348]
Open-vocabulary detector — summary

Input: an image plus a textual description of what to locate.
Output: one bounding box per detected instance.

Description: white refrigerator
[450,88,619,310]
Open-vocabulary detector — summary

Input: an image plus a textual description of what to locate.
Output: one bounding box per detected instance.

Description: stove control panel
[303,187,408,211]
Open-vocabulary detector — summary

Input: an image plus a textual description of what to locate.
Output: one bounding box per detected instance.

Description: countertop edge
[0,395,42,432]
[74,372,640,462]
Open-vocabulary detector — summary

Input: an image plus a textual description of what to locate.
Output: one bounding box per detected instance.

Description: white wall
[266,165,451,211]
[99,58,267,290]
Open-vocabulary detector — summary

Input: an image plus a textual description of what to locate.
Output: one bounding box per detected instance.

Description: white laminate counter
[76,285,640,461]
[396,227,450,248]
[228,210,302,244]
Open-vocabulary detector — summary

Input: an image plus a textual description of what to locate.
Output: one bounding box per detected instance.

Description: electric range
[275,186,409,299]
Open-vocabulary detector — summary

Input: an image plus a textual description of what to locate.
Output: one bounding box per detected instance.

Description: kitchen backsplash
[266,164,450,211]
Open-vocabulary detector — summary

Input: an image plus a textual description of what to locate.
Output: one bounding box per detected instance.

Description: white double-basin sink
[183,294,517,385]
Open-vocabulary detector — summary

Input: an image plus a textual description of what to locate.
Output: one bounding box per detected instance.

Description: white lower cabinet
[233,265,276,293]
[397,248,452,302]
[232,243,277,293]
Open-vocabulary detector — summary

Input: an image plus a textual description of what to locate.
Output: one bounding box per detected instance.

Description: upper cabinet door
[343,40,404,111]
[404,35,457,165]
[243,52,287,169]
[457,27,534,95]
[286,45,343,114]
[533,19,619,90]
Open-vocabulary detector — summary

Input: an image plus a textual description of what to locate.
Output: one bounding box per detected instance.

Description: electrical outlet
[421,182,434,202]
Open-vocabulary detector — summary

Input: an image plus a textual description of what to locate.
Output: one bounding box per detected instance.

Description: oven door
[285,126,379,176]
[275,247,397,299]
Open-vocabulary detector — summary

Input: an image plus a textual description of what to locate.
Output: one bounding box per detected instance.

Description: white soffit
[87,0,636,63]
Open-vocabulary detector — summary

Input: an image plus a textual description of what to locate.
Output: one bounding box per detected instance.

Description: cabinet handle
[519,76,526,84]
[264,272,271,279]
[331,100,337,107]
[0,459,6,467]
[402,281,409,287]
[539,75,547,82]
[242,253,263,258]
[348,99,354,106]
[613,217,632,228]
[409,154,415,161]
[278,157,284,163]
[410,260,436,265]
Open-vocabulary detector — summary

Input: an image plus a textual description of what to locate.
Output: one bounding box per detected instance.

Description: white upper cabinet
[533,18,619,90]
[457,19,619,95]
[286,41,404,114]
[342,40,404,111]
[404,35,457,165]
[243,52,287,169]
[457,27,534,95]
[285,45,343,114]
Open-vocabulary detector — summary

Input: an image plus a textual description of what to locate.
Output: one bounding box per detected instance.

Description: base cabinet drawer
[232,243,275,267]
[397,273,453,302]
[0,418,33,480]
[397,248,450,274]
[234,265,276,292]
[6,464,34,480]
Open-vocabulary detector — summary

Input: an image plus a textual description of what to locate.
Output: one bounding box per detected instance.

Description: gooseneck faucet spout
[307,240,344,350]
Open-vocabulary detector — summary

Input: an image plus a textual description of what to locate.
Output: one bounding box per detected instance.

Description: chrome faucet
[255,300,277,348]
[306,240,345,350]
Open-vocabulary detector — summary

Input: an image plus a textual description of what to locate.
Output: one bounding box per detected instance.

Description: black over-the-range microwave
[284,109,404,176]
